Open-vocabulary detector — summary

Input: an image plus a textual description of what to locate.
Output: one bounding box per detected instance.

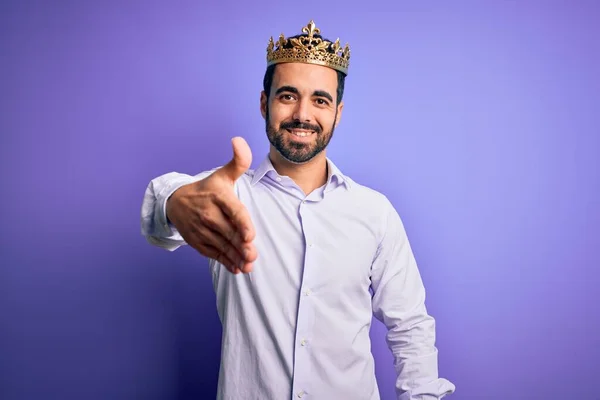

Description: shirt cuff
[155,176,195,237]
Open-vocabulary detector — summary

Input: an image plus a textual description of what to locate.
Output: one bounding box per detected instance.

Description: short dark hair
[262,34,346,105]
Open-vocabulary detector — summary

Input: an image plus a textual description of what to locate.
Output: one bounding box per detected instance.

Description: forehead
[272,62,338,93]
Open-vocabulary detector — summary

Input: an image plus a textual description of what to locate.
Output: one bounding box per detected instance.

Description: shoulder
[343,176,396,213]
[342,175,406,241]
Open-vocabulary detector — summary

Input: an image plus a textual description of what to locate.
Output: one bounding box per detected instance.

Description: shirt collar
[249,154,351,190]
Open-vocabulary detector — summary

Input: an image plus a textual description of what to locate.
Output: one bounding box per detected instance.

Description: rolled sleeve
[140,170,215,251]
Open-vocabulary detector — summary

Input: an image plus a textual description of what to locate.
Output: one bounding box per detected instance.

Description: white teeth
[289,130,312,137]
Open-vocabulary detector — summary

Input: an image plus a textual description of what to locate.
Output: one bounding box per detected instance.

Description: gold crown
[266,20,350,75]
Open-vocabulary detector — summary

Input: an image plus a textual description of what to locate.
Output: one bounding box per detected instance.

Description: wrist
[157,179,192,233]
[165,193,177,225]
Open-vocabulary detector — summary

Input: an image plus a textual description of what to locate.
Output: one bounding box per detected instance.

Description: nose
[292,97,312,123]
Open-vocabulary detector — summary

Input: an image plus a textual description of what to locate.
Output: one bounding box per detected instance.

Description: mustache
[280,120,321,134]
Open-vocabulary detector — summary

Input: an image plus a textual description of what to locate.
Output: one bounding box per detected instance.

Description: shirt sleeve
[370,199,456,400]
[140,169,220,251]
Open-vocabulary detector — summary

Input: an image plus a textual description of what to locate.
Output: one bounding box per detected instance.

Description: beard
[265,108,336,164]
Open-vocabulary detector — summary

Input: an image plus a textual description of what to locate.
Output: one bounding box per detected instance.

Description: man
[141,20,455,400]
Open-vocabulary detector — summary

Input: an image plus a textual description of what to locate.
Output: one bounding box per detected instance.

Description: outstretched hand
[166,137,258,274]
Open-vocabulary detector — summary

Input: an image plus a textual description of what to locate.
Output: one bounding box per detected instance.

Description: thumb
[218,136,252,183]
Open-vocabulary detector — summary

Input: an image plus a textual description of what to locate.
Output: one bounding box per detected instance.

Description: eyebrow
[313,90,333,103]
[275,86,334,103]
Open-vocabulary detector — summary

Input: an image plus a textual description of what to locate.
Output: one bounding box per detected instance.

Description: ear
[334,101,344,128]
[260,91,268,119]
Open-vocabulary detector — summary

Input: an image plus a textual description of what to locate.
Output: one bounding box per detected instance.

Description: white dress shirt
[140,155,455,400]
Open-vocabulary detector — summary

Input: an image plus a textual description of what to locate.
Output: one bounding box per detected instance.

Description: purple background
[1,1,599,399]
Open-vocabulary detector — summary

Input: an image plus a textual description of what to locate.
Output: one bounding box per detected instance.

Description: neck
[269,147,328,195]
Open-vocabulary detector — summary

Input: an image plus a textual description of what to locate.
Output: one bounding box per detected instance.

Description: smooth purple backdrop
[1,1,599,399]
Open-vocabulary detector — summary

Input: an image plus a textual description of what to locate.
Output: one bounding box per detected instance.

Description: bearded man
[141,20,455,400]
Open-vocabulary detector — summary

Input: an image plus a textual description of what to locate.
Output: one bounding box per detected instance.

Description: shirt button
[300,339,307,346]
[304,289,312,296]
[297,391,305,398]
[276,177,282,182]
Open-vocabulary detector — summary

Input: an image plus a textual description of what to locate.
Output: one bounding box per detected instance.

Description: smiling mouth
[286,129,315,137]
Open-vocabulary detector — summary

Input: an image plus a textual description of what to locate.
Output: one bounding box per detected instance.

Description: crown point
[267,20,350,75]
[302,20,320,38]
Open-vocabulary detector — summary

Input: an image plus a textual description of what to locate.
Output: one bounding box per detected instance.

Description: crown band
[266,20,350,75]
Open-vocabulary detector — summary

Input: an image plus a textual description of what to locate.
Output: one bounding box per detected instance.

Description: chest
[242,186,381,295]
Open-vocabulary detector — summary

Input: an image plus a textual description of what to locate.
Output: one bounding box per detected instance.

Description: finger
[198,203,256,262]
[215,137,252,184]
[193,242,240,274]
[239,261,255,273]
[213,190,256,243]
[194,223,247,270]
[182,222,241,268]
[188,209,256,274]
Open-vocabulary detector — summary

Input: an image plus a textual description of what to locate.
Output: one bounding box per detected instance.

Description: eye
[280,94,296,101]
[315,98,330,106]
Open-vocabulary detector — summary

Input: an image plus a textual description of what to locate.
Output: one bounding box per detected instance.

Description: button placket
[293,198,315,400]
